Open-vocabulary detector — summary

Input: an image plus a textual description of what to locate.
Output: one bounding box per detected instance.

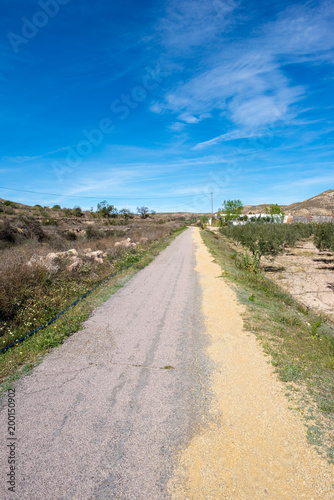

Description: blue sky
[0,0,333,212]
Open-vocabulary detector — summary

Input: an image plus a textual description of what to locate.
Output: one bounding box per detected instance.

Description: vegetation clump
[0,217,47,248]
[313,223,334,252]
[221,223,316,269]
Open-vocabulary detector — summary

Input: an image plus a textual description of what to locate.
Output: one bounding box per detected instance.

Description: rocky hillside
[243,190,334,216]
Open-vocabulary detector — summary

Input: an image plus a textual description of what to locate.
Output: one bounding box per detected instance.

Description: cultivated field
[264,239,334,321]
[219,222,334,320]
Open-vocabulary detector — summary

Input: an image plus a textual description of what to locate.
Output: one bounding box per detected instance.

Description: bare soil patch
[263,239,334,321]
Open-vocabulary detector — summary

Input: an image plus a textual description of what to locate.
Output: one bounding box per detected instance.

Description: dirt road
[1,227,333,499]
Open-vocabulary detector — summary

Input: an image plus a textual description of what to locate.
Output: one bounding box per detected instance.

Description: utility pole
[211,192,213,219]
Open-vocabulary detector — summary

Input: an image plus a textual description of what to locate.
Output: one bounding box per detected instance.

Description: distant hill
[243,190,334,216]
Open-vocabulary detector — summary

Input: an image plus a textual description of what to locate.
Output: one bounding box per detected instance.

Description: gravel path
[0,228,209,499]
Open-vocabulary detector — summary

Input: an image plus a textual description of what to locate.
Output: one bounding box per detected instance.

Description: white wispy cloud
[257,1,334,59]
[151,0,334,149]
[157,0,238,54]
[168,121,186,131]
[158,49,305,136]
[194,130,266,150]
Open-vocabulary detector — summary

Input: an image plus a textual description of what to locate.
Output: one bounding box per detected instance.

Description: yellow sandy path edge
[168,228,334,500]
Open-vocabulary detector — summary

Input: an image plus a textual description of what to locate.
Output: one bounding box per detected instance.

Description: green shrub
[313,223,334,252]
[115,249,139,270]
[0,221,17,244]
[86,225,103,239]
[73,206,83,217]
[235,251,258,272]
[42,217,58,226]
[64,231,78,241]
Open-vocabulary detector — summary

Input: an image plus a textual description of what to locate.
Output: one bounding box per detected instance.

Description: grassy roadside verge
[201,229,334,463]
[0,226,186,395]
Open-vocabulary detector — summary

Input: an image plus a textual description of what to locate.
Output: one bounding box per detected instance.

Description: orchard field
[220,222,334,270]
[219,222,334,321]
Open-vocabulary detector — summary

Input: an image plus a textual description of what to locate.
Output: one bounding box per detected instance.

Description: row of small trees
[96,201,155,219]
[221,222,334,271]
[51,201,155,219]
[221,223,315,270]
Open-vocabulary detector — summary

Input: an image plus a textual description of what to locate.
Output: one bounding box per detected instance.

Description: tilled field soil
[264,240,334,321]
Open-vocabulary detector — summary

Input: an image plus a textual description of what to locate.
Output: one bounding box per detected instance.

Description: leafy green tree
[314,223,334,251]
[219,199,243,221]
[270,204,285,216]
[73,206,83,217]
[119,208,132,216]
[97,200,118,218]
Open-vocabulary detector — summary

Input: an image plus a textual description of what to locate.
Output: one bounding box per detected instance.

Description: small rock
[115,238,133,248]
[45,252,59,264]
[45,262,60,273]
[91,250,103,258]
[66,257,83,271]
[67,248,78,256]
[27,254,44,267]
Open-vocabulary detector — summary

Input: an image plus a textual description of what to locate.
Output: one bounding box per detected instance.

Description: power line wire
[0,186,205,201]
